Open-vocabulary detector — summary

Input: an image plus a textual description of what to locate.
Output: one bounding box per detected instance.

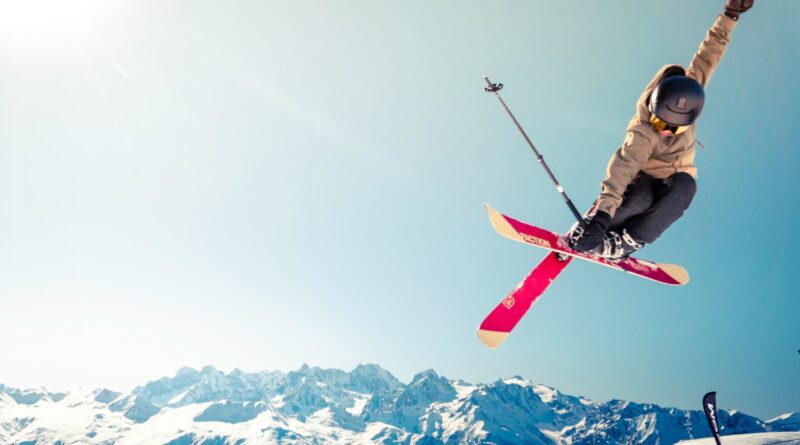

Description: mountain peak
[174,367,200,378]
[93,388,121,404]
[503,376,534,388]
[352,363,385,373]
[410,369,440,385]
[346,363,401,394]
[200,365,221,374]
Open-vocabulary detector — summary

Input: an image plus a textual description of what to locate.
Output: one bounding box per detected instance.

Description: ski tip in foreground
[477,329,509,349]
[659,263,690,285]
[484,203,521,242]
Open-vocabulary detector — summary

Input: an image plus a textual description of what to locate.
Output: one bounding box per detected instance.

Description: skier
[570,0,755,261]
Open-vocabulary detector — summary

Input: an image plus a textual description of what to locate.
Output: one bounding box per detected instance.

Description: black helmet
[648,75,705,126]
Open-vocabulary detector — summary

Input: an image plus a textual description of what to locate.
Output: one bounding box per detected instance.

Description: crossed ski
[477,205,689,349]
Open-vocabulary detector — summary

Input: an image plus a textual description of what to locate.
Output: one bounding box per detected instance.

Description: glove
[570,210,611,252]
[724,0,754,20]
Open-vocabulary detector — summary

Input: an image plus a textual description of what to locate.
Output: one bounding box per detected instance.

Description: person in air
[570,0,755,261]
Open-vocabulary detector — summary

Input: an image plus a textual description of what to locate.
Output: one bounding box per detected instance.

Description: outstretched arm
[686,0,754,86]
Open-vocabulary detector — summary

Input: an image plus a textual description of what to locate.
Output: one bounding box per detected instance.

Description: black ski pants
[607,172,696,244]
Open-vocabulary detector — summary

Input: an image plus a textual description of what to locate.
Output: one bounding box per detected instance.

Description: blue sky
[0,0,797,419]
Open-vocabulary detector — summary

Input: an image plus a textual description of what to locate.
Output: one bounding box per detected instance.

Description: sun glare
[0,0,110,39]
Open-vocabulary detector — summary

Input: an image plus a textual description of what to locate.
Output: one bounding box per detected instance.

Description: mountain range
[1,364,797,444]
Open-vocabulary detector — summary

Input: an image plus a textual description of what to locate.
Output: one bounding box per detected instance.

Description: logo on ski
[627,261,651,273]
[502,296,516,309]
[520,234,551,249]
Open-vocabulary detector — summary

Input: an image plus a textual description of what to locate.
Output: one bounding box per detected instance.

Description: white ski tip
[485,204,523,243]
[478,329,509,349]
[658,263,690,285]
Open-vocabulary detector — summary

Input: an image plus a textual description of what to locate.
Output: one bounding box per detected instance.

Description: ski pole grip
[483,75,503,93]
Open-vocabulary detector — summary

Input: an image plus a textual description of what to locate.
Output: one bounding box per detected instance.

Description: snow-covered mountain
[1,365,796,444]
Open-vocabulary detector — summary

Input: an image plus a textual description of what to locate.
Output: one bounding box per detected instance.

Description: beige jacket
[596,14,738,217]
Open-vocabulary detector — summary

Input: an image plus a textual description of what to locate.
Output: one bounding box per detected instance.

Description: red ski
[478,204,689,349]
[478,252,571,349]
[486,204,689,285]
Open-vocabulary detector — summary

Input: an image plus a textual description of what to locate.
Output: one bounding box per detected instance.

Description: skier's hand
[570,210,611,253]
[724,0,754,20]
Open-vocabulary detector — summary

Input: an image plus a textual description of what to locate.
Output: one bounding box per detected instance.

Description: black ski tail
[703,391,723,445]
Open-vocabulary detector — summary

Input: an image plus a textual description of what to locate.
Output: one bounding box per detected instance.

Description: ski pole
[483,75,584,225]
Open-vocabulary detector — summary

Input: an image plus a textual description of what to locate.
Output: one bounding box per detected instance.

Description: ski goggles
[649,114,689,136]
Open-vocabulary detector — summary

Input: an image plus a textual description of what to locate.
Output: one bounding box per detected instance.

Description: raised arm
[686,0,753,86]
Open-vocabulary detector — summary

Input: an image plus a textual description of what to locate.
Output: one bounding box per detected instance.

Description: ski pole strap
[483,75,584,224]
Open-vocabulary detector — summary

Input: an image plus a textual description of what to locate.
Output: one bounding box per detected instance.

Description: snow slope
[678,431,800,444]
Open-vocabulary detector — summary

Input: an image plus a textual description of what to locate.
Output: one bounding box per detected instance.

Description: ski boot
[591,228,645,262]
